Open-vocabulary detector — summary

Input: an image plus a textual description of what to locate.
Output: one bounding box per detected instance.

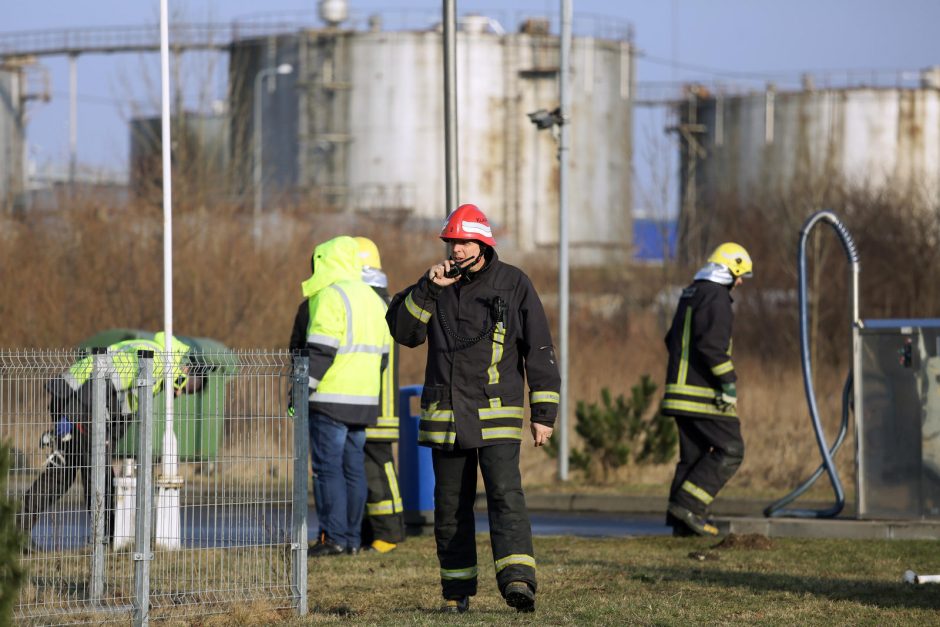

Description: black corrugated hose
[764,210,858,518]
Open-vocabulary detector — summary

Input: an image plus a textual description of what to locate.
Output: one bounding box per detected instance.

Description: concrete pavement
[512,492,940,540]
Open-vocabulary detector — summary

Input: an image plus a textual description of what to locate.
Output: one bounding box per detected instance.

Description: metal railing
[634,68,935,106]
[0,9,633,60]
[1,349,309,625]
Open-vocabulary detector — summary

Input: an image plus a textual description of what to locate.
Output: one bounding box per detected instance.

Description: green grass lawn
[193,533,940,626]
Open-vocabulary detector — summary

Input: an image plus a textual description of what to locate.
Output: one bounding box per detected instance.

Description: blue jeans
[309,411,367,550]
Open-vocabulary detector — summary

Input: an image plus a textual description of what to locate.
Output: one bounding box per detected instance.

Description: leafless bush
[3,178,937,491]
[688,183,940,370]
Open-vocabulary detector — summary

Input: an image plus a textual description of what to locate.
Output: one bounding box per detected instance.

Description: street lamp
[253,62,293,242]
[526,0,572,482]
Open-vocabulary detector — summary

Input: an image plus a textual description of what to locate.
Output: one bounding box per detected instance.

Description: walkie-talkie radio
[443,256,477,279]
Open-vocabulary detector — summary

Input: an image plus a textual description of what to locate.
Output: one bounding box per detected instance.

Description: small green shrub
[0,442,24,624]
[545,375,677,482]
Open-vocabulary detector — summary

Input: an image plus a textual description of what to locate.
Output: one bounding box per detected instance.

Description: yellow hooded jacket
[303,236,392,425]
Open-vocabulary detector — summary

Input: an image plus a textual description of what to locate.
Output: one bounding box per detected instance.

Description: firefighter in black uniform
[387,204,560,614]
[661,242,753,537]
[355,237,406,553]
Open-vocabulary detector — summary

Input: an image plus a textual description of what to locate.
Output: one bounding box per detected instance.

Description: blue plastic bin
[398,384,435,529]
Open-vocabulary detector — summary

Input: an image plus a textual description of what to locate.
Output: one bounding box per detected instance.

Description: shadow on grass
[637,566,940,611]
[311,603,509,618]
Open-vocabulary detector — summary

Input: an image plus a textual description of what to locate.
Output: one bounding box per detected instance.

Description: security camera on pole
[525,0,572,481]
[156,0,182,550]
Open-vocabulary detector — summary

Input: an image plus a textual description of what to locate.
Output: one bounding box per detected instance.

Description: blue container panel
[398,385,435,514]
[633,218,677,262]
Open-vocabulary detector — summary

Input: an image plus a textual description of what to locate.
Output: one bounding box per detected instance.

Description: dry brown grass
[22,533,940,625]
[0,194,891,493]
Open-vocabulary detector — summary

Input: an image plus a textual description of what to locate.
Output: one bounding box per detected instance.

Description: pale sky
[4,0,938,211]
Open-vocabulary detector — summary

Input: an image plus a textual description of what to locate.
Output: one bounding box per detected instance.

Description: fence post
[291,352,309,616]
[134,351,155,627]
[89,348,109,604]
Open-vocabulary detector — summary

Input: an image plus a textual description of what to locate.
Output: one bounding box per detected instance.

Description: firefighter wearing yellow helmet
[353,237,406,554]
[661,242,752,537]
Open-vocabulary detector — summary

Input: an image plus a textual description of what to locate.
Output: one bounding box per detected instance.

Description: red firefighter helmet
[440,204,496,247]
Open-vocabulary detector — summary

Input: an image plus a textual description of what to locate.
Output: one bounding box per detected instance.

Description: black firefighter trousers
[668,416,745,518]
[21,424,117,542]
[432,443,536,600]
[22,393,125,544]
[361,441,405,545]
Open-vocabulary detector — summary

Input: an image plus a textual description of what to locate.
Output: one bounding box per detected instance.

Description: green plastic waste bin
[78,329,235,462]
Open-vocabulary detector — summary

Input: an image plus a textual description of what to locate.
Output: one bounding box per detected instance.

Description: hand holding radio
[443,256,477,278]
[429,256,478,286]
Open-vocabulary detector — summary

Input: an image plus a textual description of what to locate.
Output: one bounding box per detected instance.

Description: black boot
[441,597,470,613]
[667,504,719,537]
[504,581,535,613]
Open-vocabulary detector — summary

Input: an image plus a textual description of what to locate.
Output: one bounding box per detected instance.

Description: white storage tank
[0,67,24,213]
[229,14,634,265]
[679,69,940,210]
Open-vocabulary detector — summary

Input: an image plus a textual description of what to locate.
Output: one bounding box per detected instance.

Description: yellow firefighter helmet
[354,237,382,270]
[707,242,753,278]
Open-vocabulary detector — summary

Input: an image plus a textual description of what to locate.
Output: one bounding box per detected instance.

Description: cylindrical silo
[130,112,230,203]
[228,13,634,265]
[0,67,25,213]
[679,69,940,227]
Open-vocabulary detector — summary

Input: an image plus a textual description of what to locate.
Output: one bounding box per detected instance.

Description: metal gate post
[89,348,109,604]
[134,351,155,627]
[291,353,309,615]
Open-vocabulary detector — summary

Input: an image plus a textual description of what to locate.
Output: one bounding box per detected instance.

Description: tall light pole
[155,0,180,552]
[443,0,458,216]
[253,63,293,243]
[557,0,572,481]
[525,1,572,480]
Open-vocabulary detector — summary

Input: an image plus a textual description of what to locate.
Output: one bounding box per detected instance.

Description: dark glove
[715,382,737,412]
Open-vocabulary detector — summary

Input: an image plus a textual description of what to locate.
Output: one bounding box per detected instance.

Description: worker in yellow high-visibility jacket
[290,235,392,557]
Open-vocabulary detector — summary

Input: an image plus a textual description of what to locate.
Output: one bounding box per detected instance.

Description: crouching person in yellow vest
[21,333,200,549]
[354,237,405,553]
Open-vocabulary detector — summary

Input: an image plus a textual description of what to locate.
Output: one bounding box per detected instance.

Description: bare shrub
[3,178,934,493]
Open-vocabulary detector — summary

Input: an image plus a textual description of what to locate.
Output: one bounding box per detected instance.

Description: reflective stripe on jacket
[661,280,738,420]
[59,338,186,416]
[304,236,392,426]
[387,251,560,450]
[367,286,399,442]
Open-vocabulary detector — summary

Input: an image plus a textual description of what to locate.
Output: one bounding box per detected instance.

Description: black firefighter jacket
[387,252,561,450]
[661,279,739,421]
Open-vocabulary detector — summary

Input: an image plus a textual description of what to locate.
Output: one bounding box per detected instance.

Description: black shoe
[308,533,345,557]
[667,504,719,537]
[671,522,697,537]
[504,581,535,613]
[666,510,696,537]
[346,546,361,556]
[441,597,470,613]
